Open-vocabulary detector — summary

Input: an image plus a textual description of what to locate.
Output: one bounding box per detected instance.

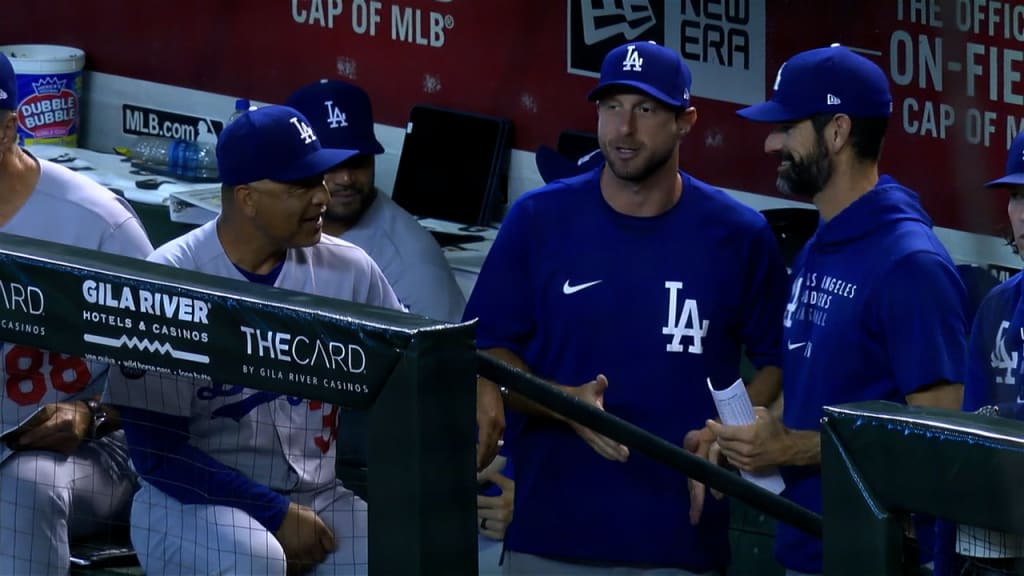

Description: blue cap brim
[535,145,577,184]
[270,147,359,183]
[736,100,806,123]
[535,146,604,184]
[320,133,385,156]
[984,173,1024,188]
[362,139,386,156]
[588,81,686,108]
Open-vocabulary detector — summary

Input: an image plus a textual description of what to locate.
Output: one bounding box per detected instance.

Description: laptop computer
[391,105,512,246]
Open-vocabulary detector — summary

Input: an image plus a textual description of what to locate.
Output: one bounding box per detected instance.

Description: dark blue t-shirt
[464,168,788,571]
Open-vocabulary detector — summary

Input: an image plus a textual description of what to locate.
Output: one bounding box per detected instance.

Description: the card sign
[0,236,425,409]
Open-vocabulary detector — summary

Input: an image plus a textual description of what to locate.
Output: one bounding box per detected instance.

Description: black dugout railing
[475,351,823,538]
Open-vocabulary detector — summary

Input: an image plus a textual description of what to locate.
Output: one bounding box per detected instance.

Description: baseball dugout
[10,231,1015,576]
[0,232,478,575]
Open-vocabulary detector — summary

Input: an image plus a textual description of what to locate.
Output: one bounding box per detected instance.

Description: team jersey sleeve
[462,197,535,353]
[739,220,788,369]
[872,252,968,396]
[104,370,194,417]
[388,259,466,323]
[363,256,405,312]
[98,198,155,259]
[119,406,291,531]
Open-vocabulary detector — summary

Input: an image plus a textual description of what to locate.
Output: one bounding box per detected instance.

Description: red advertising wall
[2,0,1017,236]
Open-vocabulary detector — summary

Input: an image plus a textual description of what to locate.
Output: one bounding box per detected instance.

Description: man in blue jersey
[952,130,1024,575]
[709,44,968,576]
[463,40,789,575]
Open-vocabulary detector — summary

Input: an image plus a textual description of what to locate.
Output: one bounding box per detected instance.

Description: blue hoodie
[775,176,968,573]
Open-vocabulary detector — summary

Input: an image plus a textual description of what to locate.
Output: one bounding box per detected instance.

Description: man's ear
[0,111,18,147]
[234,184,258,217]
[828,114,853,153]
[678,106,698,136]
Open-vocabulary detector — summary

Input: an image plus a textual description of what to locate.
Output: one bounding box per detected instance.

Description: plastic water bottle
[131,136,218,179]
[227,98,250,125]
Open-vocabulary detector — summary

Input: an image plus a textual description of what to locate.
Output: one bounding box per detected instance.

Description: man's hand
[8,402,89,455]
[477,460,514,541]
[274,502,337,575]
[566,374,628,462]
[707,407,792,473]
[476,378,505,471]
[683,426,725,525]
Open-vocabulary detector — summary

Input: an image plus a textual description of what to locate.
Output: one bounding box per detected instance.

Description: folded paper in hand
[708,378,786,494]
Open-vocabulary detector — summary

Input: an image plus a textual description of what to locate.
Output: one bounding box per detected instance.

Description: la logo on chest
[662,281,707,354]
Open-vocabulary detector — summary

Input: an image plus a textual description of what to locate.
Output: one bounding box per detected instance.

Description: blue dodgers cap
[737,44,892,123]
[587,41,692,108]
[0,53,15,111]
[286,79,385,156]
[985,131,1024,188]
[535,145,604,184]
[216,105,359,186]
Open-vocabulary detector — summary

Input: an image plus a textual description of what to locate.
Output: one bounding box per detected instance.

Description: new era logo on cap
[0,89,7,101]
[737,44,891,123]
[588,41,692,108]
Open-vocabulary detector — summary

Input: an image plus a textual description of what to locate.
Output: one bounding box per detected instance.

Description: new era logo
[827,93,841,105]
[0,88,6,101]
[581,0,656,45]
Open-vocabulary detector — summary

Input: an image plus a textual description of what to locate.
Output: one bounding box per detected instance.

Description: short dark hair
[811,113,888,162]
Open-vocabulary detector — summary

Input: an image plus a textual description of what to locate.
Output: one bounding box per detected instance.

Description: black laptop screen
[391,105,510,226]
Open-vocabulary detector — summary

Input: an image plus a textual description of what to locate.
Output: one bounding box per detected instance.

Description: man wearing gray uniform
[0,52,154,574]
[287,80,505,474]
[108,105,402,576]
[286,79,465,323]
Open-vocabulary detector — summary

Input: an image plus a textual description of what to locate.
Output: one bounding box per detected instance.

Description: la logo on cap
[323,100,348,129]
[0,89,6,100]
[290,116,317,144]
[622,45,644,71]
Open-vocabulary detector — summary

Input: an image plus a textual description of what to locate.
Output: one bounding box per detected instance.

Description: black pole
[476,351,822,538]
